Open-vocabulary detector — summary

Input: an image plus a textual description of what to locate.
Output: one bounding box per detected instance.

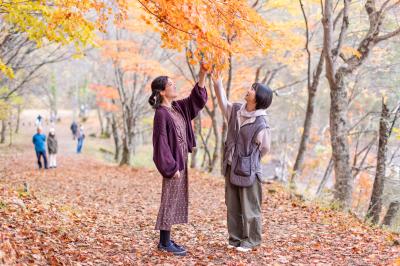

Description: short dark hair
[149,76,169,109]
[253,83,273,110]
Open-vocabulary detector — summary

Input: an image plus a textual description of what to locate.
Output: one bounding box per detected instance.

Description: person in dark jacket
[148,65,208,256]
[70,121,78,140]
[32,127,48,169]
[35,114,42,127]
[47,128,58,168]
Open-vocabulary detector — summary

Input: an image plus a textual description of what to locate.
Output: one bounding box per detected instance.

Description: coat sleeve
[256,128,271,158]
[152,111,179,178]
[213,78,233,121]
[175,82,208,120]
[255,116,271,158]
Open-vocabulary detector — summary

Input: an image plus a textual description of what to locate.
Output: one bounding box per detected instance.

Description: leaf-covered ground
[1,132,399,265]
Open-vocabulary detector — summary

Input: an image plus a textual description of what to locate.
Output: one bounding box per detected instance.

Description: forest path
[0,112,399,265]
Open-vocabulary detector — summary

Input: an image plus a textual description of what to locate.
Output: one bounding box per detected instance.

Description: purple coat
[152,83,208,178]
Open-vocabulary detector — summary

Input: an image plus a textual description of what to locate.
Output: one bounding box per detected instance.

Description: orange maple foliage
[134,0,275,70]
[89,84,120,112]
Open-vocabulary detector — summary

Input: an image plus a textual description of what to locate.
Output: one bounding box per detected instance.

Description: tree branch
[332,0,350,61]
[374,27,400,43]
[299,0,311,90]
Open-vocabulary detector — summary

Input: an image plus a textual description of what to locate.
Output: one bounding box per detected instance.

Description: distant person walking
[76,125,85,153]
[47,128,58,168]
[32,127,48,169]
[70,121,78,140]
[35,115,42,128]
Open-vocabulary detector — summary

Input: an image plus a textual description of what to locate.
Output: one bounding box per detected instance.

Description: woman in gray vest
[212,72,273,252]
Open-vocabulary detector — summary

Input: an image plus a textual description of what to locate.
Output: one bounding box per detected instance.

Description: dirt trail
[0,112,399,265]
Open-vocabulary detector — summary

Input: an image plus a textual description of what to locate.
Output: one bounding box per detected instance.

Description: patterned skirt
[155,157,189,230]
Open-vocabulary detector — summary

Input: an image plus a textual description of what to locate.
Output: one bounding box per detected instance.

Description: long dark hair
[252,83,273,110]
[149,76,169,109]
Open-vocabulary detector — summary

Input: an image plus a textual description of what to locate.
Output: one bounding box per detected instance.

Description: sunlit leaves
[0,60,15,79]
[394,128,400,140]
[0,0,125,77]
[137,0,274,70]
[342,46,362,59]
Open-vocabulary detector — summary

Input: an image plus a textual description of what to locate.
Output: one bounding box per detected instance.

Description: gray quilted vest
[222,103,268,187]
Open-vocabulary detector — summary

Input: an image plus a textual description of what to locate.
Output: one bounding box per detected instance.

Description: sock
[160,230,171,246]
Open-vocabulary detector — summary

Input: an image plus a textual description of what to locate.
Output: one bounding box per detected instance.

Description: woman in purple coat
[149,66,208,256]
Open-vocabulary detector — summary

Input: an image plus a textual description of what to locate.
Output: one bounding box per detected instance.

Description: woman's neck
[161,98,172,108]
[245,102,256,112]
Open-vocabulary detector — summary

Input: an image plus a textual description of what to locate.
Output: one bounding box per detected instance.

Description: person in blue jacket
[32,127,48,169]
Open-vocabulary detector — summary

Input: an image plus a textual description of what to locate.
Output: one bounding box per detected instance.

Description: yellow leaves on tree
[0,0,126,78]
[136,0,274,70]
[0,60,15,79]
[394,128,400,140]
[342,46,362,59]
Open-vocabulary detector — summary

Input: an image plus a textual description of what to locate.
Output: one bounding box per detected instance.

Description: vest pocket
[234,155,252,176]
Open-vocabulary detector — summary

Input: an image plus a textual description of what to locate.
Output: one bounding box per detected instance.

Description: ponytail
[148,90,162,109]
[149,76,169,109]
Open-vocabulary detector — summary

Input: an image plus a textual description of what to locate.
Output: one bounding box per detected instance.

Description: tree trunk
[119,112,134,166]
[330,70,353,209]
[291,52,324,183]
[321,0,400,209]
[291,89,317,181]
[96,105,105,136]
[190,115,201,168]
[209,113,220,172]
[0,120,6,144]
[315,157,334,196]
[323,0,353,209]
[120,140,131,165]
[8,118,12,146]
[366,97,390,224]
[105,114,111,137]
[111,113,120,161]
[15,105,21,134]
[198,112,212,169]
[382,201,400,227]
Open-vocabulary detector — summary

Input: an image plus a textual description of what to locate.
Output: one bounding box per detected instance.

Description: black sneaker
[158,241,187,256]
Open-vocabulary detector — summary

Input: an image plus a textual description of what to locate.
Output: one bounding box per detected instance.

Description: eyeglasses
[251,83,258,91]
